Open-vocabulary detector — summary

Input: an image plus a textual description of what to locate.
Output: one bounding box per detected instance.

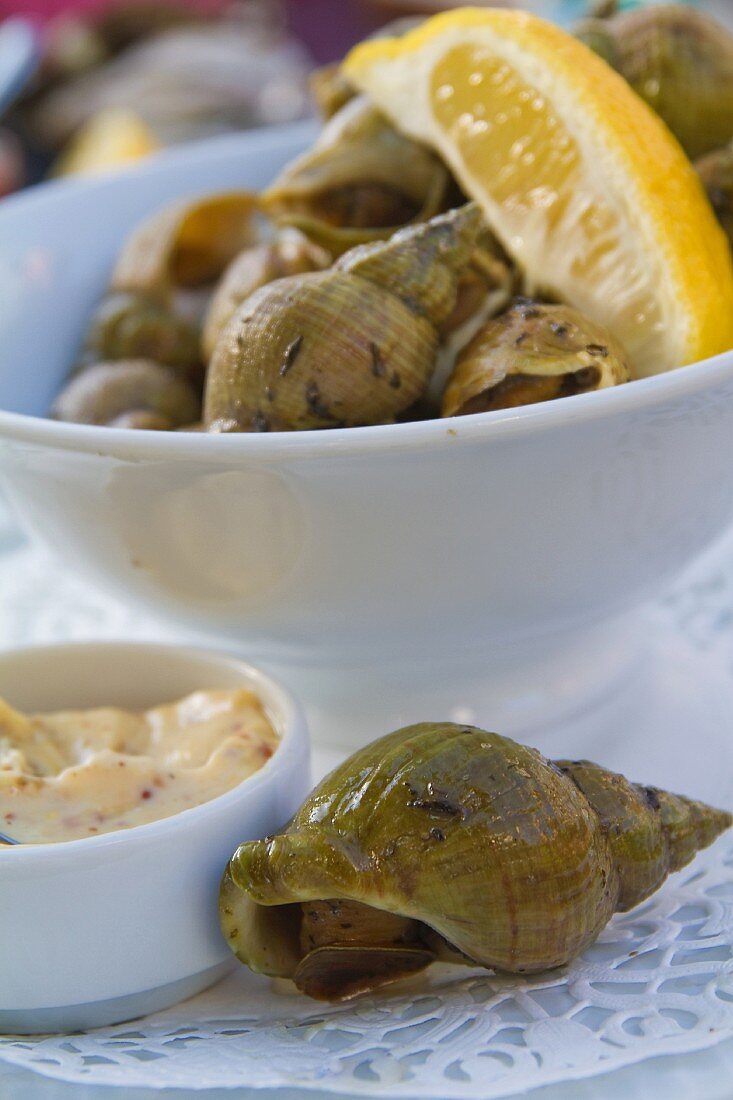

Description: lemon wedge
[344,8,733,376]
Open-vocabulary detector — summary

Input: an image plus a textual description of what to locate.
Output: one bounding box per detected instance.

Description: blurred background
[0,0,728,198]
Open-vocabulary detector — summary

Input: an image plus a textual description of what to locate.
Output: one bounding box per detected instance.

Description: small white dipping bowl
[2,123,733,741]
[0,641,310,1035]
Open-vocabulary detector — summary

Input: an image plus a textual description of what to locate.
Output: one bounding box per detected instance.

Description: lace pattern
[0,534,732,1094]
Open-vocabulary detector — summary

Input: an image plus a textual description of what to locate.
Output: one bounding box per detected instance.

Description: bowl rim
[1,348,732,462]
[0,640,308,866]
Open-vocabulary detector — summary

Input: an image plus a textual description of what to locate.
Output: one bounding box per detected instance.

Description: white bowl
[0,641,310,1034]
[1,124,733,743]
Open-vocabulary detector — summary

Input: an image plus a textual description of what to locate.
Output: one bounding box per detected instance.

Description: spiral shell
[111,191,261,295]
[201,232,331,363]
[204,204,483,433]
[696,141,733,253]
[575,5,733,160]
[220,722,731,1001]
[82,290,201,380]
[442,300,630,417]
[263,96,449,257]
[52,360,201,428]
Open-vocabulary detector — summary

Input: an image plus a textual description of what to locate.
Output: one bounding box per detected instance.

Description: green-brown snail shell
[204,204,483,432]
[111,191,262,295]
[52,359,201,427]
[263,96,450,257]
[220,722,731,1001]
[575,4,733,160]
[82,290,202,380]
[201,232,331,363]
[696,141,733,252]
[441,300,630,417]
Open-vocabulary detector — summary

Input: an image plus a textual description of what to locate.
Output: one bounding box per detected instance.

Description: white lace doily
[1,521,733,1096]
[0,837,731,1096]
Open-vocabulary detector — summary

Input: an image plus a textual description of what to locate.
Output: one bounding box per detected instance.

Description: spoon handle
[0,831,19,845]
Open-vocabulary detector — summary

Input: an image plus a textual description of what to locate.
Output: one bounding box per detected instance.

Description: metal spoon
[0,830,19,845]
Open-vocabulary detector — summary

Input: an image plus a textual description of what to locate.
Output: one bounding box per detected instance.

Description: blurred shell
[575,4,733,159]
[52,359,200,427]
[696,142,733,252]
[201,232,331,363]
[26,19,312,151]
[221,722,731,1000]
[204,204,482,433]
[263,96,450,256]
[111,192,262,296]
[83,290,201,380]
[442,300,630,417]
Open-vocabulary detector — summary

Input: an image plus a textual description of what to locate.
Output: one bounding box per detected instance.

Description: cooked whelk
[575,4,733,159]
[52,360,200,428]
[220,722,731,1000]
[201,232,331,363]
[82,290,201,381]
[204,204,483,433]
[111,191,262,295]
[696,142,733,252]
[441,300,630,417]
[263,96,450,256]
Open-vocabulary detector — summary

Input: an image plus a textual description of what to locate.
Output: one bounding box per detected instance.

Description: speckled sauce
[0,689,279,844]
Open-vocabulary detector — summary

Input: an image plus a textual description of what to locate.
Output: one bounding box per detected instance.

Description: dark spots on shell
[570,366,601,390]
[280,334,303,376]
[265,386,274,402]
[340,923,353,929]
[550,322,569,337]
[251,411,271,432]
[515,332,527,347]
[236,332,245,348]
[406,781,466,819]
[389,372,402,390]
[643,786,662,811]
[409,797,464,817]
[305,381,334,420]
[430,827,446,842]
[370,342,386,379]
[585,343,608,358]
[229,928,239,939]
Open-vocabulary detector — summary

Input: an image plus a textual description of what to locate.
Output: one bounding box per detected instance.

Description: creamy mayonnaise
[0,689,279,844]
